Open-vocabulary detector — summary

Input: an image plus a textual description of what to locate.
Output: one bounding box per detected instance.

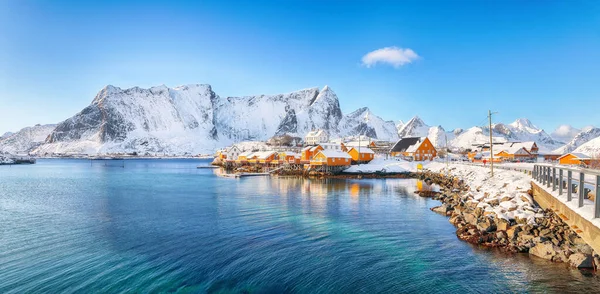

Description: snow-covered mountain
[489,119,563,152]
[397,116,430,138]
[396,120,405,132]
[0,131,13,139]
[449,126,508,150]
[573,136,600,156]
[428,125,453,148]
[4,82,597,156]
[553,127,600,154]
[0,124,56,153]
[338,107,399,141]
[34,84,400,155]
[551,125,580,143]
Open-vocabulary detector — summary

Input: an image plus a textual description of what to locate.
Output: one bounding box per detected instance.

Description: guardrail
[451,161,533,175]
[533,164,600,218]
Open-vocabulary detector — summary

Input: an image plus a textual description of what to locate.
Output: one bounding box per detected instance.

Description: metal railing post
[567,170,572,201]
[559,168,563,196]
[552,167,556,191]
[595,175,600,218]
[547,167,551,188]
[543,167,547,185]
[579,172,585,208]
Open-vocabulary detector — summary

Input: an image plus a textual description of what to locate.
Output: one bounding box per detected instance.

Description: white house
[305,130,329,145]
[226,145,242,161]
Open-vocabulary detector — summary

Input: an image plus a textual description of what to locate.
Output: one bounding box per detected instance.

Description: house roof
[302,146,313,151]
[315,150,352,159]
[309,146,322,152]
[255,151,278,159]
[345,141,373,147]
[558,152,592,160]
[238,151,254,158]
[494,145,530,155]
[306,129,327,138]
[390,137,423,153]
[348,147,375,154]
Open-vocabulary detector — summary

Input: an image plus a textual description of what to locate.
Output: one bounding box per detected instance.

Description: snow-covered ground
[426,162,542,224]
[422,161,600,232]
[343,158,419,173]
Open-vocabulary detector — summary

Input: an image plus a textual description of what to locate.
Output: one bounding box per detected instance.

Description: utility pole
[445,133,449,170]
[488,110,497,177]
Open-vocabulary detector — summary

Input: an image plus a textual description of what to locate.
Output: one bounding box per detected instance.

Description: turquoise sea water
[1,159,599,293]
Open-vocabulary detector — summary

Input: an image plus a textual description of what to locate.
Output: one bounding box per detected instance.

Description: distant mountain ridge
[0,83,598,155]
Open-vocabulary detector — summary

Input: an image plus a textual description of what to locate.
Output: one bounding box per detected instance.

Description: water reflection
[1,159,600,293]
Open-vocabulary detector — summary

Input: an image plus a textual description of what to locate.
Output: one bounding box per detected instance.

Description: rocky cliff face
[0,124,56,153]
[34,84,385,155]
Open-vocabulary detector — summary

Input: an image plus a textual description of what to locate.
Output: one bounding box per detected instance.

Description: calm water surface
[1,159,599,293]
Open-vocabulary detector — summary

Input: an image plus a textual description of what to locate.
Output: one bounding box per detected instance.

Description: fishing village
[205,129,600,272]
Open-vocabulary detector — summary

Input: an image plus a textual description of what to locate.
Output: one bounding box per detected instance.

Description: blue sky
[1,0,599,135]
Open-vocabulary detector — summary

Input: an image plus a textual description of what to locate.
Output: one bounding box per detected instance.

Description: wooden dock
[197,165,219,169]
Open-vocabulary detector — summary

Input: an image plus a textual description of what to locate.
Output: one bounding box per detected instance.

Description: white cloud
[361,46,419,68]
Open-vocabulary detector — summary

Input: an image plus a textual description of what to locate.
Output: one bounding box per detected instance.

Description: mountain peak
[510,118,537,130]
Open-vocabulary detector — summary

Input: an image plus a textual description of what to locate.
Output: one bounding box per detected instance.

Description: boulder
[568,253,594,269]
[431,205,448,215]
[449,214,463,226]
[477,221,497,233]
[497,219,510,231]
[464,212,477,225]
[507,226,521,240]
[529,242,561,261]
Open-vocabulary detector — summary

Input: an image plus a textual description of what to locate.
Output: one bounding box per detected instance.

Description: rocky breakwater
[419,164,599,271]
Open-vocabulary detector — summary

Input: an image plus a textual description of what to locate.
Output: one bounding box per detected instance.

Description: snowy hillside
[486,119,562,152]
[449,127,508,150]
[338,107,399,141]
[573,136,600,156]
[551,125,580,143]
[1,131,13,139]
[427,126,453,148]
[396,116,454,148]
[4,82,597,156]
[33,84,399,155]
[553,127,600,154]
[0,124,56,153]
[397,116,430,138]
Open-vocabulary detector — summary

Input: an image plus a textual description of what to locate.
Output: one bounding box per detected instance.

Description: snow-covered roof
[315,150,352,159]
[280,151,299,156]
[572,152,592,159]
[302,146,313,151]
[305,129,327,138]
[238,151,254,157]
[348,147,375,154]
[345,141,373,147]
[255,151,278,159]
[390,137,425,153]
[495,145,530,155]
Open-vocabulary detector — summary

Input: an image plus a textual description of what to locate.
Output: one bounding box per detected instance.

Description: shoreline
[417,167,599,272]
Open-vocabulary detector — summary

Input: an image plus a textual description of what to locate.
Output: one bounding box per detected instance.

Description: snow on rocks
[0,154,15,164]
[422,162,599,270]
